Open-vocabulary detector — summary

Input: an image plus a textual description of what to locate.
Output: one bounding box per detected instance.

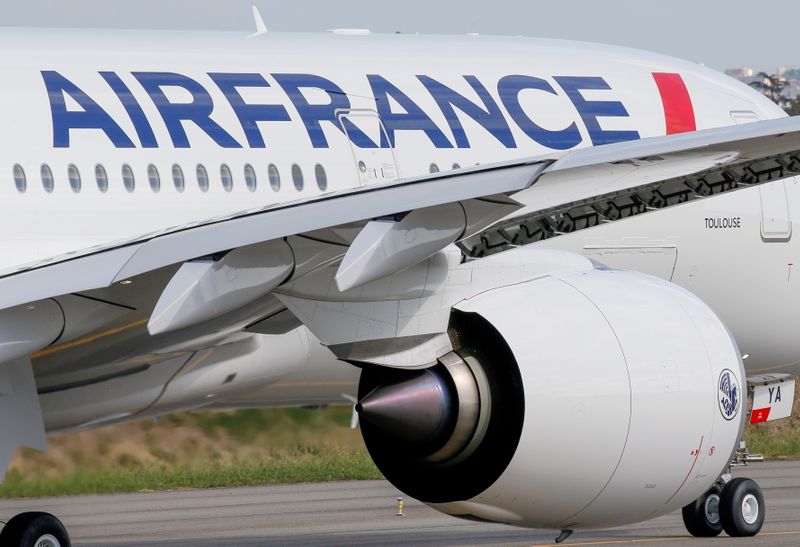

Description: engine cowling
[357,267,745,529]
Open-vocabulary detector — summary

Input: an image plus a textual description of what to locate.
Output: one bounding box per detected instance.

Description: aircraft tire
[681,484,723,537]
[0,511,71,547]
[719,478,765,537]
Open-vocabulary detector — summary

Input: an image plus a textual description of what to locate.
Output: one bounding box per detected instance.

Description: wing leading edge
[2,116,800,318]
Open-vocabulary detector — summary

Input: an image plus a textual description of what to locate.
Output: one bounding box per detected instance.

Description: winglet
[251,6,268,35]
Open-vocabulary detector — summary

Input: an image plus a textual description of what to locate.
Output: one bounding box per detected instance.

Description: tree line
[749,72,800,115]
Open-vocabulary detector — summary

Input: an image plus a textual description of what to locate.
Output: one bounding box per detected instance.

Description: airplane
[0,16,798,546]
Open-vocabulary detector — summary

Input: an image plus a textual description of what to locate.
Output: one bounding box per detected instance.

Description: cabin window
[268,164,280,191]
[292,164,303,191]
[95,164,108,192]
[12,164,25,193]
[315,164,327,191]
[197,164,209,192]
[68,164,81,193]
[172,165,185,193]
[41,164,54,193]
[244,164,257,192]
[122,164,135,193]
[220,164,233,192]
[148,164,161,193]
[429,163,439,174]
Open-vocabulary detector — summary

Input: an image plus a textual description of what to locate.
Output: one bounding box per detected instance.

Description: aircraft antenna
[250,5,268,36]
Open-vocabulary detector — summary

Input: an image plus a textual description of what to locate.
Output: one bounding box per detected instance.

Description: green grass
[745,429,800,459]
[3,401,798,500]
[0,448,381,498]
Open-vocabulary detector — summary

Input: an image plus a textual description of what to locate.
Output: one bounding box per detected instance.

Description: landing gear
[682,478,765,538]
[681,484,722,537]
[719,478,765,537]
[0,512,71,547]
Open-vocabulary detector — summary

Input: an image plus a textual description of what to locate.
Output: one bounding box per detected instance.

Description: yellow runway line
[528,530,800,547]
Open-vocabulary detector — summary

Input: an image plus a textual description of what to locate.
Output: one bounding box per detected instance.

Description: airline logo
[42,71,694,151]
[718,368,741,421]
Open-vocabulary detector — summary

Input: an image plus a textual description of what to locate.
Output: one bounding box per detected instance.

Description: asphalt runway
[0,461,798,546]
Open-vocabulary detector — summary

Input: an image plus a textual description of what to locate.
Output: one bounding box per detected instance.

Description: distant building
[725,67,755,79]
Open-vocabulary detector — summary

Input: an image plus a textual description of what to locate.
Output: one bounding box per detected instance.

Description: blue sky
[2,0,797,71]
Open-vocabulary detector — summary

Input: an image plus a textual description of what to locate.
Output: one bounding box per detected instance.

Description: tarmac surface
[0,461,798,546]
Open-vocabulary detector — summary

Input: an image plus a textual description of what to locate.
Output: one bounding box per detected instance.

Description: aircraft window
[268,164,280,191]
[452,163,461,170]
[292,164,303,191]
[244,164,257,192]
[220,164,233,192]
[12,164,26,193]
[95,164,108,193]
[41,164,54,193]
[315,164,327,191]
[172,164,185,193]
[68,164,81,193]
[429,163,439,174]
[122,164,135,193]
[148,164,161,193]
[196,164,209,192]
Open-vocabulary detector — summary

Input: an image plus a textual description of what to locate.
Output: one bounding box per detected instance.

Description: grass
[2,389,799,499]
[3,407,380,499]
[0,448,381,498]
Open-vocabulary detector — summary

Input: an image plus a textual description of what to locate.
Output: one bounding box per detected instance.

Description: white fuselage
[1,28,795,395]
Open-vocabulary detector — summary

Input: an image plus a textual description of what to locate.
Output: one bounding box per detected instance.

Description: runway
[0,461,798,546]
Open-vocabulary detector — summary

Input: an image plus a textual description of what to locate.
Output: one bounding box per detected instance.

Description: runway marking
[529,530,800,546]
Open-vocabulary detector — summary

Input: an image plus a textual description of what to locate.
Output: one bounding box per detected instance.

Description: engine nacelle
[357,267,744,529]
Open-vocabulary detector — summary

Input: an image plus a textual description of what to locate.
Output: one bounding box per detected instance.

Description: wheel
[719,477,765,537]
[681,484,723,537]
[0,511,71,547]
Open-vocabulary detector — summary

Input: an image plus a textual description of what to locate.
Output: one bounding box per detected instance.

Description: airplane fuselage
[0,29,795,428]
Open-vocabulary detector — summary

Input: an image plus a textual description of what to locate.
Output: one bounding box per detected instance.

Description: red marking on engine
[750,407,772,424]
[652,73,697,135]
[665,435,703,505]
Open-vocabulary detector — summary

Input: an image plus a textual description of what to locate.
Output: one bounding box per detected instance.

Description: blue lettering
[418,75,516,149]
[133,72,241,148]
[554,76,640,145]
[100,71,158,148]
[497,75,581,150]
[42,70,135,148]
[367,74,452,148]
[209,73,290,148]
[273,73,375,149]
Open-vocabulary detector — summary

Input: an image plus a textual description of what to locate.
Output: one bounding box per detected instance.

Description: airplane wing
[0,114,798,478]
[3,115,800,318]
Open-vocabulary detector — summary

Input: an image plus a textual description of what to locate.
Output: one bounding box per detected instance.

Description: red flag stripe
[750,407,772,424]
[652,72,697,135]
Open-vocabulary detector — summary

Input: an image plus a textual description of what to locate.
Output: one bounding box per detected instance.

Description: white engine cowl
[357,267,745,529]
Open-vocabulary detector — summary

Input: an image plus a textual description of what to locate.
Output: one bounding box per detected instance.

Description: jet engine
[357,268,745,529]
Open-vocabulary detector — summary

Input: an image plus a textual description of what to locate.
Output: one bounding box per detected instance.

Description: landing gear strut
[0,512,71,547]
